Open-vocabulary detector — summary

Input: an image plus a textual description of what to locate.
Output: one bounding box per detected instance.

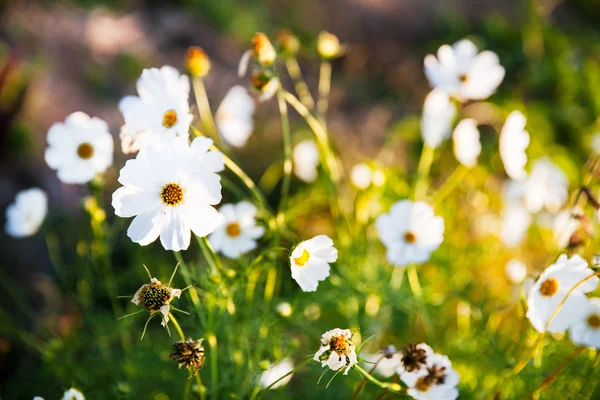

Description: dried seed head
[137,279,172,311]
[186,46,211,77]
[170,338,206,377]
[401,343,429,372]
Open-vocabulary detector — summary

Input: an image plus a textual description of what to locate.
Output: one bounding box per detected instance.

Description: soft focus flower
[170,338,205,377]
[421,90,456,149]
[401,353,459,400]
[360,351,402,378]
[500,204,531,248]
[276,302,292,317]
[249,70,280,102]
[317,31,341,59]
[553,209,583,249]
[313,328,357,374]
[506,259,528,285]
[276,30,301,57]
[351,163,373,190]
[522,158,568,214]
[61,388,85,400]
[452,118,481,168]
[376,200,445,266]
[293,140,320,183]
[5,188,48,238]
[118,66,192,154]
[215,86,256,147]
[526,254,599,333]
[424,38,504,101]
[569,298,600,348]
[45,112,114,184]
[112,137,224,251]
[132,277,182,328]
[238,33,277,77]
[209,201,265,259]
[258,358,295,389]
[290,235,338,292]
[186,46,211,77]
[499,111,529,181]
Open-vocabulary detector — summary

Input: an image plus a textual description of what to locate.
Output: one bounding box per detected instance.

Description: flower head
[317,31,342,59]
[376,200,445,267]
[60,388,85,400]
[500,111,529,181]
[526,254,599,333]
[293,140,320,183]
[215,86,256,147]
[569,298,600,348]
[170,338,206,377]
[398,343,433,375]
[186,46,211,77]
[5,188,48,238]
[290,235,337,292]
[421,90,456,149]
[424,38,504,101]
[402,353,459,400]
[45,112,114,184]
[252,33,277,66]
[258,358,295,389]
[452,118,481,168]
[313,328,357,375]
[506,259,528,285]
[208,201,265,259]
[132,276,182,328]
[276,30,301,57]
[500,204,531,248]
[112,137,224,251]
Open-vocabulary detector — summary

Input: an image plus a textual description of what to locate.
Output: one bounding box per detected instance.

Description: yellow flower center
[163,109,178,128]
[404,231,417,244]
[540,278,559,297]
[459,73,468,83]
[77,142,94,159]
[161,183,184,206]
[415,376,431,392]
[588,314,600,329]
[226,222,241,238]
[294,249,310,267]
[330,335,351,354]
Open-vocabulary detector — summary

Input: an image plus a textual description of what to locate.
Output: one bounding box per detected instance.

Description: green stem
[529,346,585,399]
[276,88,293,233]
[207,306,218,400]
[193,77,221,146]
[353,364,403,393]
[170,313,206,400]
[317,61,332,125]
[285,57,315,109]
[433,165,469,204]
[255,357,313,398]
[413,145,435,200]
[352,355,384,400]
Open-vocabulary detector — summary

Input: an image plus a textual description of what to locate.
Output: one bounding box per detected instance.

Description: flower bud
[276,30,300,57]
[252,33,276,66]
[186,46,211,77]
[317,31,341,59]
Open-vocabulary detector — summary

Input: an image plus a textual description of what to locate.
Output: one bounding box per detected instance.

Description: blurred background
[3,0,600,398]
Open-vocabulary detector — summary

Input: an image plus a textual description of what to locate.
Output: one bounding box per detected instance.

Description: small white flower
[118,66,192,153]
[5,188,48,238]
[45,112,114,184]
[401,353,459,400]
[351,163,373,190]
[421,90,456,149]
[208,201,265,259]
[313,328,357,375]
[500,111,529,181]
[215,86,256,147]
[360,351,403,378]
[290,235,338,292]
[132,277,182,327]
[452,119,481,168]
[112,137,224,252]
[553,209,582,249]
[522,158,568,214]
[293,140,320,183]
[526,254,599,333]
[61,388,85,400]
[258,358,295,389]
[424,38,505,101]
[500,204,531,248]
[506,259,528,285]
[375,200,444,267]
[569,298,600,348]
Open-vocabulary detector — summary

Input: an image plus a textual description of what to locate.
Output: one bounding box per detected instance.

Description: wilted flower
[45,112,114,184]
[250,70,280,102]
[500,204,531,248]
[522,158,568,214]
[452,118,481,168]
[313,328,357,375]
[293,140,320,183]
[258,358,295,389]
[208,201,265,259]
[186,46,211,77]
[526,254,599,333]
[170,338,205,377]
[276,30,301,57]
[317,31,342,59]
[401,353,459,400]
[61,388,85,400]
[215,86,256,147]
[376,200,445,267]
[112,137,224,251]
[421,90,456,149]
[424,38,505,101]
[569,298,600,348]
[398,343,433,375]
[118,66,192,154]
[506,259,528,285]
[499,111,529,181]
[290,235,338,292]
[5,188,48,238]
[133,277,182,327]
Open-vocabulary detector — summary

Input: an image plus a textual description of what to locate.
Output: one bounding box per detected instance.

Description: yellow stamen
[294,249,310,267]
[161,183,184,206]
[163,110,178,128]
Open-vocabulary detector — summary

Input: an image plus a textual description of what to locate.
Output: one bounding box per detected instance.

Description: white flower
[118,66,192,153]
[208,201,265,259]
[258,358,295,389]
[5,188,48,238]
[553,209,582,249]
[526,254,599,333]
[132,277,182,327]
[424,38,505,101]
[401,353,459,400]
[522,158,568,214]
[215,86,256,147]
[506,259,528,285]
[421,90,456,149]
[452,119,481,168]
[396,343,434,383]
[375,200,444,267]
[45,112,114,184]
[360,351,402,378]
[290,235,337,292]
[61,388,85,400]
[293,140,320,183]
[112,137,224,252]
[569,298,600,348]
[500,204,531,248]
[313,328,357,375]
[351,163,373,190]
[499,111,529,181]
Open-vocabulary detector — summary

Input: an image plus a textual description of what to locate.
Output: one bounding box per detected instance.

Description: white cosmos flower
[208,201,265,259]
[375,200,444,267]
[452,119,481,168]
[290,235,337,292]
[500,111,529,181]
[421,90,456,149]
[402,353,459,400]
[313,328,357,375]
[45,112,114,184]
[424,38,505,101]
[5,188,48,238]
[553,209,582,249]
[526,254,599,333]
[215,86,256,147]
[360,351,402,378]
[118,66,192,153]
[112,137,224,252]
[506,259,528,285]
[293,140,320,183]
[569,298,600,348]
[258,358,295,389]
[522,158,568,214]
[61,388,85,400]
[500,204,531,248]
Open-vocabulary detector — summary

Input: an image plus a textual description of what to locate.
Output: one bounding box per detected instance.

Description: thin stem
[255,357,313,398]
[433,165,469,204]
[528,346,585,399]
[353,364,403,393]
[276,88,293,232]
[285,57,314,109]
[169,312,186,341]
[317,60,332,125]
[170,313,206,400]
[407,265,436,344]
[207,308,218,400]
[352,355,384,400]
[413,145,435,200]
[193,77,221,146]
